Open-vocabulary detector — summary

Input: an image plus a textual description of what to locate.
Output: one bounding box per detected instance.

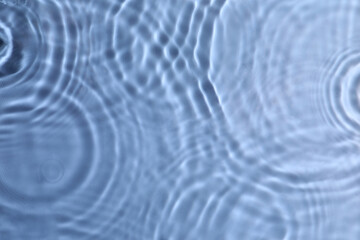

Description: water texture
[0,0,359,239]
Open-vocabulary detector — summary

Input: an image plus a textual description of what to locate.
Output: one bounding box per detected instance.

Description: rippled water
[1,0,360,239]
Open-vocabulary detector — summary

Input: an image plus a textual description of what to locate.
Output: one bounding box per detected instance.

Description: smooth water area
[0,0,360,239]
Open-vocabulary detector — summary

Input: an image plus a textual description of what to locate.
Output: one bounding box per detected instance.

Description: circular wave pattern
[0,0,360,239]
[0,1,142,238]
[0,21,13,67]
[210,0,360,239]
[320,48,360,139]
[0,2,41,87]
[217,1,360,159]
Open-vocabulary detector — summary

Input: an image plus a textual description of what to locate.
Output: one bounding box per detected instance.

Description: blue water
[1,0,360,239]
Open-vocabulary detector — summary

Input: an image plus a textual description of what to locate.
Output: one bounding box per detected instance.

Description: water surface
[0,0,359,239]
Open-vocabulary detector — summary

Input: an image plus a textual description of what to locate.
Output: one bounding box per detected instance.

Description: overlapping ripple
[0,0,359,239]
